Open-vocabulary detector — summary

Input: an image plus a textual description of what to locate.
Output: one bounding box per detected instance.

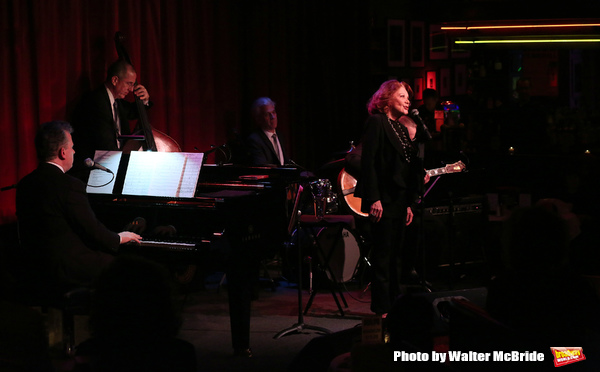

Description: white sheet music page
[122,151,204,198]
[86,151,122,194]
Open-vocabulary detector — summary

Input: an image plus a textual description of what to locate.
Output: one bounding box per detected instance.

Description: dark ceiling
[410,0,600,23]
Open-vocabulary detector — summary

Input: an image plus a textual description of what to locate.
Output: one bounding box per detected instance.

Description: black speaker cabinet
[422,195,489,270]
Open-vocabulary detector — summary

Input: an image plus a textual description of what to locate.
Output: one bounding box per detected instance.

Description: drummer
[245,97,289,167]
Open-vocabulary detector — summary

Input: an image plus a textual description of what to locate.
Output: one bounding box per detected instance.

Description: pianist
[245,97,290,167]
[16,121,142,289]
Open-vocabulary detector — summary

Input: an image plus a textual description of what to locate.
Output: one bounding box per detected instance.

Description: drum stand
[300,218,354,316]
[274,190,332,339]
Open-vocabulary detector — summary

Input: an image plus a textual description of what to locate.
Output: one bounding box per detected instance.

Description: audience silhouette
[74,255,196,372]
[0,271,54,372]
[486,206,600,350]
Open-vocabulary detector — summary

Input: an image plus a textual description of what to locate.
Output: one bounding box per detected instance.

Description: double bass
[114,31,180,153]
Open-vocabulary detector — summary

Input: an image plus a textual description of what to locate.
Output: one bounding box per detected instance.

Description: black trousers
[369,215,407,314]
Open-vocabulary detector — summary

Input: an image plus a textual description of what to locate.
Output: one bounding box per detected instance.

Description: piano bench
[18,286,92,356]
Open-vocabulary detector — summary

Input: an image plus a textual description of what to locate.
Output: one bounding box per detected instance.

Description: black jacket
[245,130,288,167]
[355,114,422,218]
[16,163,119,287]
[71,85,143,162]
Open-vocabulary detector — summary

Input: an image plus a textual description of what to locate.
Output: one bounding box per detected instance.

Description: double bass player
[70,59,153,170]
[68,45,257,358]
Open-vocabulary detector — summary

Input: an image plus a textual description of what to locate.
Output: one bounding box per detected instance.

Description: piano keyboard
[125,238,211,254]
[139,239,199,251]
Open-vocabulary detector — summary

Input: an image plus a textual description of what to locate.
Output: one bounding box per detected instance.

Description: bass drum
[316,225,362,283]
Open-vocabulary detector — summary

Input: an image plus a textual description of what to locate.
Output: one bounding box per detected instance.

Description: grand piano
[90,163,300,261]
[87,151,303,352]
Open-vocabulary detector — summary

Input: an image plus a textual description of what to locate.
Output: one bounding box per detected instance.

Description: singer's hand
[369,200,383,223]
[119,231,142,244]
[406,207,414,226]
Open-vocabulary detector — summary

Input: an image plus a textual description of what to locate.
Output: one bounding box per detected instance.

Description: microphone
[287,158,304,169]
[411,109,432,141]
[287,159,315,178]
[84,158,113,173]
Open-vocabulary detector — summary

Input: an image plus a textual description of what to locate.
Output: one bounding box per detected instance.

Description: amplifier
[425,202,484,216]
[418,195,489,273]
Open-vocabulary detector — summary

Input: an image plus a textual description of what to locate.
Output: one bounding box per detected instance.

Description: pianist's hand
[118,231,143,245]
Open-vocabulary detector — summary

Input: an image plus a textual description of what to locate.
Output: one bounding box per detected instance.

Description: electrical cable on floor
[341,282,371,303]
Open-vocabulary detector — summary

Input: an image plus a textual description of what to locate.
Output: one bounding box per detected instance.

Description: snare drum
[309,179,338,218]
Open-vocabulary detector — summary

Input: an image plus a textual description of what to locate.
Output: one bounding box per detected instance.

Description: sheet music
[86,151,122,194]
[122,151,204,198]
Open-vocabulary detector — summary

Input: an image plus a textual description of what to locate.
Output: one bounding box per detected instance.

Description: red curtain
[0,0,370,224]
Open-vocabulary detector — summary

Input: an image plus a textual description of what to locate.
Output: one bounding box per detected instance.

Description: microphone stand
[196,144,230,166]
[411,109,432,142]
[413,127,434,293]
[287,159,316,179]
[415,173,434,293]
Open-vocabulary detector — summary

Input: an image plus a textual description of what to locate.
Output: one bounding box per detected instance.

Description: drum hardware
[304,254,313,297]
[275,177,371,330]
[354,235,373,298]
[288,224,370,288]
[300,222,350,317]
[275,187,333,339]
[309,179,338,219]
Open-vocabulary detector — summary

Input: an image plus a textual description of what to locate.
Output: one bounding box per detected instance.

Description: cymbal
[320,158,345,168]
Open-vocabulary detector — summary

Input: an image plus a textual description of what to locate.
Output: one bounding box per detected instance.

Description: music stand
[274,185,332,339]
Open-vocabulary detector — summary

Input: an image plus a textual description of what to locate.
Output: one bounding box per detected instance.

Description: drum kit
[275,168,369,337]
[277,139,466,329]
[308,178,338,219]
[275,144,403,336]
[294,144,468,294]
[285,146,372,290]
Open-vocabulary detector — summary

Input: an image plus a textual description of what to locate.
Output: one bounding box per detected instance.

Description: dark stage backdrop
[0,0,371,223]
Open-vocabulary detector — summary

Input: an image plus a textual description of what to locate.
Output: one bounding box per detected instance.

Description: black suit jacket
[245,130,288,167]
[355,114,422,218]
[71,85,142,163]
[16,163,120,287]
